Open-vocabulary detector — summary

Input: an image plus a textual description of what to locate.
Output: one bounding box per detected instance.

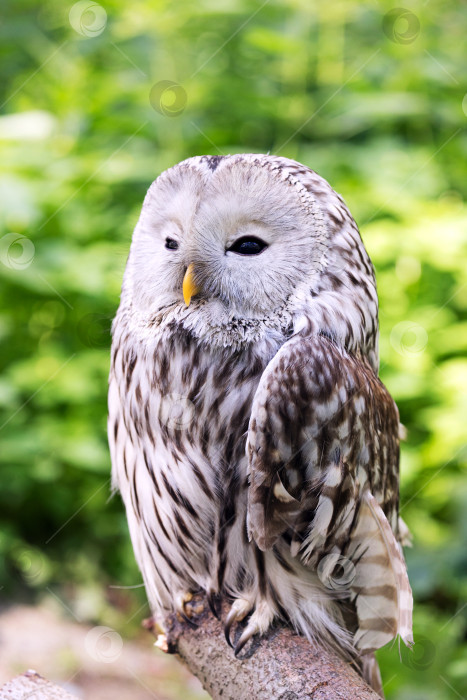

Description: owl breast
[112,316,288,607]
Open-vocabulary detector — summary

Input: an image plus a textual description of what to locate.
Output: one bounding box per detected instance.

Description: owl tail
[346,490,414,655]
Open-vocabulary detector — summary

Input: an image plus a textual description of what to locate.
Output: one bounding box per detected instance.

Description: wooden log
[145,595,381,699]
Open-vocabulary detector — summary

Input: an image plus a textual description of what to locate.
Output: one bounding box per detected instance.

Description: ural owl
[108,154,413,694]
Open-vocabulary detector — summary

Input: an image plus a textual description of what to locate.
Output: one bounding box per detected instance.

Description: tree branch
[0,670,78,700]
[146,595,381,700]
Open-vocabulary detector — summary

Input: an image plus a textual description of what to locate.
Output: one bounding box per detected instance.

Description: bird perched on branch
[108,154,413,695]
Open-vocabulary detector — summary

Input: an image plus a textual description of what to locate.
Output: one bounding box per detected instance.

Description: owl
[108,154,413,694]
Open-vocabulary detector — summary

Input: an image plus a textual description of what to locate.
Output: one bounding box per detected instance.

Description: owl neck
[115,286,378,374]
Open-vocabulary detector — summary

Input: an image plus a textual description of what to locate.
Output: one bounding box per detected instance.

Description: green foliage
[1,1,466,697]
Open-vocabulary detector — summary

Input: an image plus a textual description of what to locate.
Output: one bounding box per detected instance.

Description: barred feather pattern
[108,154,412,691]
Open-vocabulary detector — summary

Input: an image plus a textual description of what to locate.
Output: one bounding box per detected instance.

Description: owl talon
[224,598,254,648]
[224,624,234,648]
[179,610,199,628]
[175,592,199,627]
[234,623,259,657]
[234,600,275,657]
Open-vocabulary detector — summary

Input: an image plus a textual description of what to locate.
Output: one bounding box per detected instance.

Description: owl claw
[224,623,234,648]
[234,618,261,657]
[224,609,237,648]
[179,610,199,628]
[234,629,254,657]
[224,598,254,648]
[233,600,275,657]
[175,592,199,628]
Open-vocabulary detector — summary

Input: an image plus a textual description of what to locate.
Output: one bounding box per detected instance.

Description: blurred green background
[0,0,466,698]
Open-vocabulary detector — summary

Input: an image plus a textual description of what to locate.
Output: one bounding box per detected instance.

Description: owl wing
[247,333,413,654]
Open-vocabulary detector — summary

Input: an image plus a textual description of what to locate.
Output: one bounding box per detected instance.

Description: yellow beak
[182,263,200,306]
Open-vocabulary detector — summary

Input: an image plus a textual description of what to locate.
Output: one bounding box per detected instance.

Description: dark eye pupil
[165,238,178,250]
[228,236,267,255]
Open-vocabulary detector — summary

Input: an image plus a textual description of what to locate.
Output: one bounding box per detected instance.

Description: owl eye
[228,236,267,256]
[165,237,179,250]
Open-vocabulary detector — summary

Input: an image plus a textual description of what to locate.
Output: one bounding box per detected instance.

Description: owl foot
[175,591,199,628]
[224,598,254,648]
[233,600,275,657]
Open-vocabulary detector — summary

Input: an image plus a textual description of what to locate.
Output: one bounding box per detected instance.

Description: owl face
[126,156,328,322]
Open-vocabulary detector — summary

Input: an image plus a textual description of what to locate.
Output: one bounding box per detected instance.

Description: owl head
[121,154,378,364]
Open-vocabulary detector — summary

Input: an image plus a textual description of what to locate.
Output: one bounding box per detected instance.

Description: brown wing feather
[247,333,412,651]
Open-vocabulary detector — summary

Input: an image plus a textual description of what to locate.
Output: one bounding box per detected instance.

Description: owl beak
[182,264,201,306]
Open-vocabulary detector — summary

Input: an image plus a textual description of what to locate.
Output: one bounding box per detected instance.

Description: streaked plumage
[108,154,413,695]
